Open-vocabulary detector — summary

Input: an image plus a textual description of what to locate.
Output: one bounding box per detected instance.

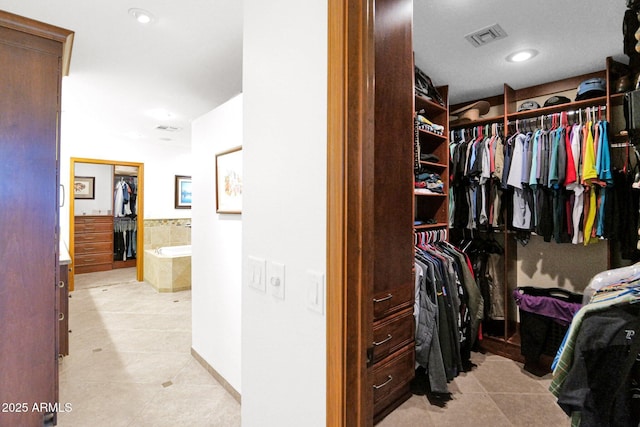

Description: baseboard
[190,347,241,404]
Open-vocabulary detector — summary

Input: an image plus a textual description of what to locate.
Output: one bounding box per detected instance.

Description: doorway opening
[69,158,144,291]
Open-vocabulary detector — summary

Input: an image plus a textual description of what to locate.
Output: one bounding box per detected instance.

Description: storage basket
[513,287,582,373]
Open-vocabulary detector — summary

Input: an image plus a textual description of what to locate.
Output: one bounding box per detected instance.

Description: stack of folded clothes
[414,169,444,194]
[416,115,445,135]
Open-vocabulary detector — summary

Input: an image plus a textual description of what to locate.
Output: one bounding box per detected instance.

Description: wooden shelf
[508,95,608,121]
[414,93,446,115]
[414,222,448,230]
[419,160,447,169]
[414,191,446,197]
[418,127,446,140]
[414,85,450,232]
[450,114,505,129]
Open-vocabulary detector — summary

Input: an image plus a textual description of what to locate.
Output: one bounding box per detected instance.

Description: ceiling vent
[464,24,507,48]
[155,125,182,132]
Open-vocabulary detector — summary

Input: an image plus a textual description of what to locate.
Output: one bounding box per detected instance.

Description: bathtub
[155,244,192,257]
[144,245,191,292]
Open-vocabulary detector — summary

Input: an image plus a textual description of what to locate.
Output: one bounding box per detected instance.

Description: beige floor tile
[376,395,433,426]
[62,268,240,427]
[62,350,192,384]
[172,358,227,387]
[130,383,241,427]
[490,392,571,427]
[106,328,192,354]
[426,392,512,427]
[471,359,551,394]
[449,370,487,393]
[57,381,162,427]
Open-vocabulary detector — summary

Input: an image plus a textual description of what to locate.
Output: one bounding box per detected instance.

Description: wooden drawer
[372,283,414,320]
[74,252,113,267]
[75,231,112,244]
[372,343,414,417]
[75,218,113,234]
[371,307,414,364]
[75,240,112,254]
[75,215,113,224]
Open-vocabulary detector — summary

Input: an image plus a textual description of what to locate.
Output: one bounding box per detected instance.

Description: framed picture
[175,175,192,209]
[215,146,242,214]
[74,176,95,199]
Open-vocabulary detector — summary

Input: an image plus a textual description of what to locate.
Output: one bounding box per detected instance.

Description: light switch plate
[307,270,324,314]
[268,261,285,300]
[248,256,266,293]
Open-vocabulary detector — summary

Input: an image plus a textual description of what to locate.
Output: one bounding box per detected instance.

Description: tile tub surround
[144,248,191,293]
[143,219,191,292]
[144,219,191,250]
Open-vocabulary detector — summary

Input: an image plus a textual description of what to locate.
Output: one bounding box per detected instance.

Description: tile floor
[57,268,240,427]
[59,268,570,427]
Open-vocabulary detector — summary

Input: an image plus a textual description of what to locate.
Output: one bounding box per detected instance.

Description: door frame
[327,0,376,425]
[69,157,144,290]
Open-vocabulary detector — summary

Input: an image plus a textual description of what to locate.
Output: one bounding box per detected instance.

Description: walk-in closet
[70,159,144,290]
[357,1,640,425]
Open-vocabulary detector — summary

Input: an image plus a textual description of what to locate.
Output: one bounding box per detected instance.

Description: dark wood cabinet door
[0,13,71,426]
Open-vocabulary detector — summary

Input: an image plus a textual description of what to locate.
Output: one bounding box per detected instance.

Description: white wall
[516,236,609,293]
[242,1,327,426]
[59,110,192,243]
[73,163,113,215]
[191,94,243,394]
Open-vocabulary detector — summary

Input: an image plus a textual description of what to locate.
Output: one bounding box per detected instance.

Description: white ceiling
[0,1,631,146]
[414,0,629,105]
[0,0,243,146]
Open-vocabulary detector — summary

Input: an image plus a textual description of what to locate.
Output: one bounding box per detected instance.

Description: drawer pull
[373,334,392,347]
[373,294,393,304]
[59,313,65,321]
[58,281,65,288]
[373,375,393,390]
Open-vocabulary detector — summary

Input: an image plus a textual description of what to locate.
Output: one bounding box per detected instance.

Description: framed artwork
[175,175,192,209]
[215,146,242,214]
[74,176,95,199]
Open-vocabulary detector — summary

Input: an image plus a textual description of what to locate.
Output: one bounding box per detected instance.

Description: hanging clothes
[549,274,640,427]
[450,109,617,248]
[412,232,484,397]
[113,217,137,261]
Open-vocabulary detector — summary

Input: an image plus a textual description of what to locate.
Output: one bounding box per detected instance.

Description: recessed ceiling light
[128,8,155,24]
[147,108,174,120]
[506,49,538,63]
[124,131,145,140]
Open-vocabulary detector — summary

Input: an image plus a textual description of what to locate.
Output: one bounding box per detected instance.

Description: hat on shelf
[449,100,490,125]
[543,95,571,107]
[575,78,606,101]
[517,100,541,112]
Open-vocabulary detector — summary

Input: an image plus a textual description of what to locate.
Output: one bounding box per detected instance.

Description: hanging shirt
[582,121,598,183]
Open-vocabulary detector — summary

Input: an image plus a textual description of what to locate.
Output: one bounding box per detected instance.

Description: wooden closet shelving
[414,86,450,232]
[447,56,630,363]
